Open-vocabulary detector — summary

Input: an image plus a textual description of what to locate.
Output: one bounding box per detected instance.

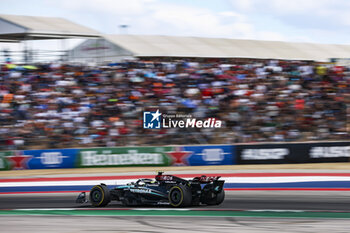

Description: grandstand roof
[0,14,100,41]
[103,34,350,61]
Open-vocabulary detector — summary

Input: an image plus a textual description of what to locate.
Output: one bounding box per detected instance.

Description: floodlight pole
[23,36,32,64]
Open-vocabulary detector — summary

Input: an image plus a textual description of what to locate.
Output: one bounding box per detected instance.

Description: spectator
[0,59,348,150]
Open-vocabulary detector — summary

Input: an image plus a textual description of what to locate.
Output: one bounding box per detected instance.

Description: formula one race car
[76,172,225,207]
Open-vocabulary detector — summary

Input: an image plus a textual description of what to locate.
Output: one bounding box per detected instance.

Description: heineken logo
[81,150,164,166]
[0,157,4,169]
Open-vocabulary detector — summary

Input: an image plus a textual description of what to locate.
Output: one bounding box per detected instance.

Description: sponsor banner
[307,142,350,163]
[236,142,350,164]
[236,143,307,164]
[21,149,79,169]
[0,151,13,171]
[77,147,173,168]
[179,145,234,166]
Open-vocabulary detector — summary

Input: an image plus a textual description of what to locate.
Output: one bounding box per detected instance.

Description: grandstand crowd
[0,59,349,149]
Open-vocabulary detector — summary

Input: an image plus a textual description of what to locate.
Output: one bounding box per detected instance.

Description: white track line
[1,176,350,187]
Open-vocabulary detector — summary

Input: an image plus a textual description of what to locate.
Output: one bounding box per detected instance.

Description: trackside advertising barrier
[22,149,79,169]
[0,142,348,170]
[76,145,235,168]
[0,151,12,171]
[77,147,173,168]
[0,145,235,170]
[236,141,350,164]
[183,145,234,166]
[305,141,350,163]
[0,149,78,170]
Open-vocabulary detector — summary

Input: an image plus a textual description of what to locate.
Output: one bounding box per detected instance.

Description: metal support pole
[61,38,67,62]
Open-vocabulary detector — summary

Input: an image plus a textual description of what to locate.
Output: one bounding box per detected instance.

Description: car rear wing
[191,175,222,183]
[155,172,224,185]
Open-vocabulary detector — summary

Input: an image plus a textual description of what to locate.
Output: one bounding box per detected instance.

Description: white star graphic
[151,109,162,122]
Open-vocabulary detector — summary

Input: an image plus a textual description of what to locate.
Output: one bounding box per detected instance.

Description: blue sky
[1,0,350,60]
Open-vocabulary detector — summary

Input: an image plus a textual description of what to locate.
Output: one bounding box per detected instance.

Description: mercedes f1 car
[76,172,225,207]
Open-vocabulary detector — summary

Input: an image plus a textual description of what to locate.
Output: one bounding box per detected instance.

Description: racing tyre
[90,184,111,207]
[168,184,192,207]
[202,189,225,205]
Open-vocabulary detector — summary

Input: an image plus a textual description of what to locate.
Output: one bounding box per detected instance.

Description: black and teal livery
[76,172,225,207]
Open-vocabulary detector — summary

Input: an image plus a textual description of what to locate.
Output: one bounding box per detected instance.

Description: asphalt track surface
[2,191,350,233]
[1,191,350,211]
[2,215,350,233]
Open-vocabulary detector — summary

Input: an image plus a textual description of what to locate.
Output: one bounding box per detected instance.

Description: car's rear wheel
[90,185,111,207]
[168,184,192,207]
[202,189,225,205]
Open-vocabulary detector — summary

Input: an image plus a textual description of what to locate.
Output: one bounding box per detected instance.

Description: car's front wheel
[90,184,111,207]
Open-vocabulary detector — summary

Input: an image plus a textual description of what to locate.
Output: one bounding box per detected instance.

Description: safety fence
[0,141,349,170]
